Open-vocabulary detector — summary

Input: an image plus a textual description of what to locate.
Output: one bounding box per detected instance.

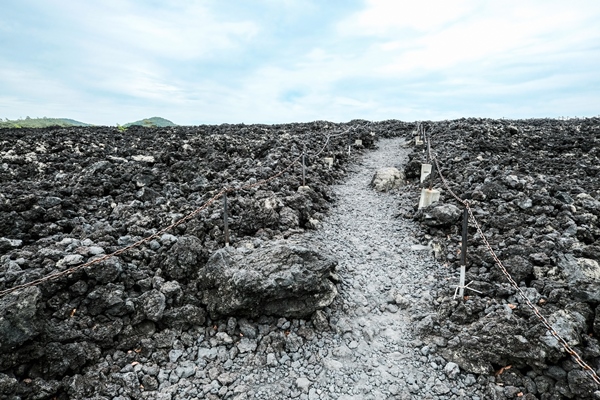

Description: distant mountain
[123,117,177,128]
[0,117,91,128]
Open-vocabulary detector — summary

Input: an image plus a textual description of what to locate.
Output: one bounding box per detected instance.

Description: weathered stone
[0,287,41,352]
[422,203,462,226]
[200,242,338,318]
[557,254,600,302]
[162,235,205,280]
[370,167,404,192]
[137,289,166,322]
[443,362,460,379]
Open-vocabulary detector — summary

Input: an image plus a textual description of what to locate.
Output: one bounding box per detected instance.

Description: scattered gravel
[5,119,596,399]
[64,137,488,399]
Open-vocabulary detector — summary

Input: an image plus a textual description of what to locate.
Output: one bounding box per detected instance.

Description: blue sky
[1,0,599,125]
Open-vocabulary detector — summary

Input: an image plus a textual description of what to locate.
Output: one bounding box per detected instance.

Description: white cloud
[338,0,472,35]
[2,0,600,123]
[60,1,259,61]
[340,0,600,76]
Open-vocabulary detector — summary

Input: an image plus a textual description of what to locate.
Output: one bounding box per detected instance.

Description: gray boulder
[162,235,205,280]
[422,203,462,226]
[370,167,404,192]
[199,242,338,318]
[0,287,41,352]
[557,254,600,302]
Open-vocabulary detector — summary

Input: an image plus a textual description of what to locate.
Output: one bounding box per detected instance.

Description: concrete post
[420,164,432,183]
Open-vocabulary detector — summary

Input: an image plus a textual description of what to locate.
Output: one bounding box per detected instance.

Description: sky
[1,0,599,126]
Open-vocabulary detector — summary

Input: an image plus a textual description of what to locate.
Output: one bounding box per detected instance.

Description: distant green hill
[123,117,177,128]
[0,117,91,128]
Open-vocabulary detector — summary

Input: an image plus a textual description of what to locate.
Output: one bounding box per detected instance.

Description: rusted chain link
[425,131,600,386]
[311,125,362,159]
[1,123,356,299]
[0,154,302,298]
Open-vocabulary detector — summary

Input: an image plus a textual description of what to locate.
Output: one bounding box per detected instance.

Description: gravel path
[181,138,487,399]
[89,138,490,400]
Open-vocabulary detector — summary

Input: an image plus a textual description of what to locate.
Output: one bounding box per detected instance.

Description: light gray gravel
[91,138,491,399]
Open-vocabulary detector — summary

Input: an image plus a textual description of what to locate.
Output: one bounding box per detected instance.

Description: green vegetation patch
[123,117,177,128]
[0,117,90,128]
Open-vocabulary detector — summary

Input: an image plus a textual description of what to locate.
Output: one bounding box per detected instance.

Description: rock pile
[199,242,338,318]
[406,117,600,399]
[0,121,384,398]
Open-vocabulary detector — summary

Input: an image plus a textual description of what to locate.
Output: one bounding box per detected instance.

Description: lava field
[1,118,599,399]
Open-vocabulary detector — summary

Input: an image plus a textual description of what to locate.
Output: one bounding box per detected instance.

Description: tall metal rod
[459,207,468,298]
[223,193,230,247]
[428,161,436,191]
[302,153,306,187]
[426,131,431,163]
[347,130,351,156]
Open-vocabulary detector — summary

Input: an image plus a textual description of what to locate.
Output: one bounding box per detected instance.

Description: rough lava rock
[199,242,338,318]
[0,286,41,352]
[0,121,385,396]
[404,117,600,399]
[420,203,462,226]
[370,167,405,192]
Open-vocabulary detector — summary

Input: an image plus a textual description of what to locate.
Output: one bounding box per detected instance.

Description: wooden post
[223,193,230,247]
[459,207,468,298]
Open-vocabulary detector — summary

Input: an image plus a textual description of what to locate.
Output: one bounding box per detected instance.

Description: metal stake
[223,193,230,247]
[427,134,431,163]
[348,130,351,156]
[428,161,436,191]
[302,153,306,187]
[459,207,468,298]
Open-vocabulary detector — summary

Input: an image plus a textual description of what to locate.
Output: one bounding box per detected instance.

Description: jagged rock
[199,242,338,318]
[541,309,587,348]
[557,254,600,302]
[441,316,555,374]
[569,369,599,397]
[421,203,462,226]
[0,373,17,396]
[0,287,41,352]
[370,167,404,192]
[137,289,166,322]
[162,235,206,280]
[444,362,460,379]
[0,238,22,256]
[162,305,206,329]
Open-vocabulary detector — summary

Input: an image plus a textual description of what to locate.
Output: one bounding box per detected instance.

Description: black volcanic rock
[406,117,600,398]
[0,287,41,352]
[0,121,388,395]
[199,242,338,318]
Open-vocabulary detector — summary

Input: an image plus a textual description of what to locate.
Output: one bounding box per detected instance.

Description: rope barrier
[425,129,600,386]
[0,153,303,298]
[0,123,375,298]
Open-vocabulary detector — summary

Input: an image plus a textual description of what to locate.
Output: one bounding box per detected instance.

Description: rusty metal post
[223,193,230,247]
[459,207,468,297]
[302,153,306,187]
[428,161,436,190]
[348,130,351,156]
[427,134,431,163]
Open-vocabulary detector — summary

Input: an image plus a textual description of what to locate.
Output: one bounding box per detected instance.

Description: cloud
[338,0,472,35]
[1,0,599,124]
